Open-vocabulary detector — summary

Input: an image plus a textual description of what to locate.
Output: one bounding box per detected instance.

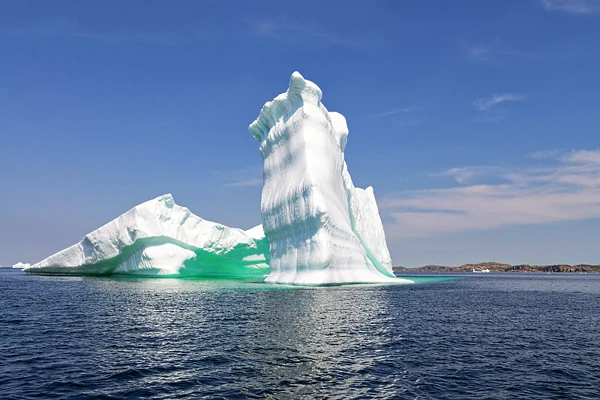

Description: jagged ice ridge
[23,194,269,277]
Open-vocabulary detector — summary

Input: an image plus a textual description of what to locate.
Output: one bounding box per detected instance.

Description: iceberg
[249,72,410,285]
[24,194,269,277]
[22,72,408,285]
[12,262,31,269]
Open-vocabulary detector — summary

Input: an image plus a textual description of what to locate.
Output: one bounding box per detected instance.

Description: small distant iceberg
[24,194,269,278]
[12,262,30,269]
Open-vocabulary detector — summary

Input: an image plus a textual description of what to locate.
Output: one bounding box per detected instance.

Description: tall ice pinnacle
[249,72,410,284]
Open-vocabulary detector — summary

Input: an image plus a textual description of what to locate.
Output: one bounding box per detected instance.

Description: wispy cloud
[371,107,413,118]
[562,148,600,163]
[224,178,263,188]
[381,149,600,238]
[473,93,527,111]
[438,166,501,185]
[248,19,364,47]
[1,17,214,45]
[540,0,600,14]
[217,165,263,188]
[460,39,566,63]
[462,41,523,62]
[71,30,211,45]
[529,149,562,159]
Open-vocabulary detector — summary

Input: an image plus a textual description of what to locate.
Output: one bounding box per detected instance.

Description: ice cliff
[24,194,269,277]
[249,72,409,284]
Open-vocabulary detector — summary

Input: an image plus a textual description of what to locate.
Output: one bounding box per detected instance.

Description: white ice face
[23,194,269,277]
[249,72,410,285]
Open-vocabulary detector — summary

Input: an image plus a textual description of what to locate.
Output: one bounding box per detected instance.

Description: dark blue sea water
[1,269,599,399]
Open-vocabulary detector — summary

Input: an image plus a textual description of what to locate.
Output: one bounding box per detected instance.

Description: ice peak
[157,193,175,208]
[287,71,322,104]
[249,72,323,143]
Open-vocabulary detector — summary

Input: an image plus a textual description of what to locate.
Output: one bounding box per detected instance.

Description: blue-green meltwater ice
[23,194,270,278]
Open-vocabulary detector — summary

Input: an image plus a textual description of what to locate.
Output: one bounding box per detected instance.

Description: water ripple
[0,270,599,399]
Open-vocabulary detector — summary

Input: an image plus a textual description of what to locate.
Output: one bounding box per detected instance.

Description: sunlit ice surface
[249,72,408,285]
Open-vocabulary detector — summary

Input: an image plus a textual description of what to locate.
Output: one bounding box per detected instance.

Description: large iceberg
[21,72,408,285]
[24,194,269,277]
[249,72,410,285]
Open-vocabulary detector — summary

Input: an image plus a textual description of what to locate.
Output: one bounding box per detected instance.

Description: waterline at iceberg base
[24,72,412,286]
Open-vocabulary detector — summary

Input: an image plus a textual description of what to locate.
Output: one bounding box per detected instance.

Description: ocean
[1,269,599,399]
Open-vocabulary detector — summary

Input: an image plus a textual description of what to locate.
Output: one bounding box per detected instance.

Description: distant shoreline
[3,264,600,273]
[393,262,600,273]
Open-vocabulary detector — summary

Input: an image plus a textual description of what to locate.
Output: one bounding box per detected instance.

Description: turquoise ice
[24,194,269,277]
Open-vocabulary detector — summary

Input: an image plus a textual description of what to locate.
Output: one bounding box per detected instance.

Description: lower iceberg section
[24,194,269,278]
[249,72,411,285]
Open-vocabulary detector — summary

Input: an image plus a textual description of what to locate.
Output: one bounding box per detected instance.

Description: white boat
[472,268,490,273]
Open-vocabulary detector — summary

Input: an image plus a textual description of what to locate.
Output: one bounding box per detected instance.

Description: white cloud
[216,165,263,188]
[381,149,600,238]
[2,18,214,45]
[438,166,500,184]
[462,41,522,62]
[394,119,421,127]
[473,93,527,111]
[248,19,363,47]
[223,178,263,188]
[541,0,600,14]
[562,149,600,163]
[371,107,413,118]
[529,149,562,159]
[462,39,579,64]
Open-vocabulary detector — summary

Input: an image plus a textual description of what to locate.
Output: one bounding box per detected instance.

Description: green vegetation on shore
[394,262,600,273]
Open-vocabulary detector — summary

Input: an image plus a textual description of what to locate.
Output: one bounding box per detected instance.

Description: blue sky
[1,0,599,267]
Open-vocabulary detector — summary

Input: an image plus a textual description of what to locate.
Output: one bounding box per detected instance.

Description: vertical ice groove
[249,72,411,285]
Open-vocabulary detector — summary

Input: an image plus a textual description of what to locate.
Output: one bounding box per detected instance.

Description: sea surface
[1,269,599,399]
